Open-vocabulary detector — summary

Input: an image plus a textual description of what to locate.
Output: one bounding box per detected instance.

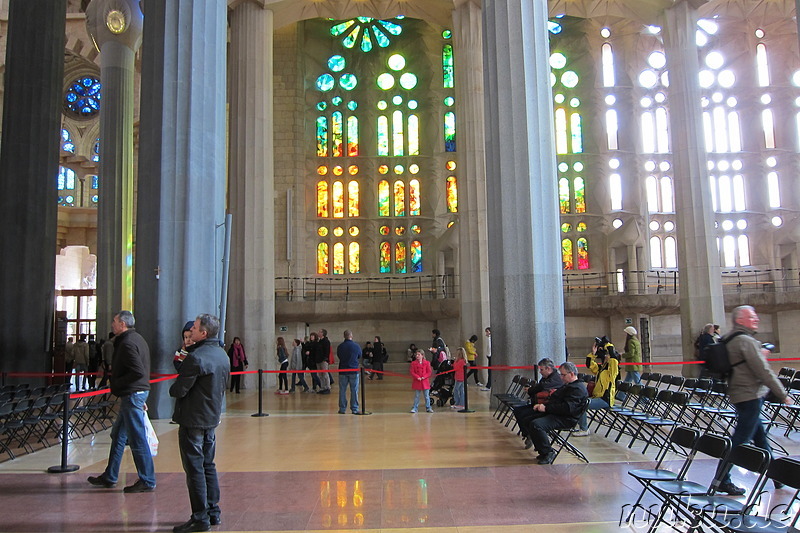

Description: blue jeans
[103,391,156,487]
[453,381,464,406]
[578,397,610,430]
[412,389,431,411]
[717,397,772,484]
[338,372,360,413]
[624,371,641,384]
[178,426,220,524]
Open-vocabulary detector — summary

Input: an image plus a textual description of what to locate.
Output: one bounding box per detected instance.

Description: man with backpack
[714,305,794,495]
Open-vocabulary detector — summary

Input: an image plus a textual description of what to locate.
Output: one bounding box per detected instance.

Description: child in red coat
[409,349,433,413]
[452,347,467,409]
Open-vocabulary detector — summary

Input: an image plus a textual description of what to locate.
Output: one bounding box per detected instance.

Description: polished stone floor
[0,366,798,533]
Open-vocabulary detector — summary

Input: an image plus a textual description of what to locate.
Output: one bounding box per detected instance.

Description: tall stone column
[662,0,725,374]
[483,0,566,396]
[0,0,66,373]
[86,0,143,334]
[227,0,275,381]
[453,0,491,361]
[135,0,227,417]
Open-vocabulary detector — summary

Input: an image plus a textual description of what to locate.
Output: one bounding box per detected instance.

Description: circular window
[399,73,418,90]
[316,74,335,92]
[409,164,419,174]
[446,161,456,171]
[64,76,101,118]
[387,54,406,71]
[349,226,360,236]
[395,226,406,236]
[348,165,359,175]
[377,73,395,90]
[379,225,390,236]
[332,166,343,176]
[333,227,344,237]
[328,55,346,72]
[612,219,623,229]
[318,227,329,237]
[394,165,404,174]
[407,100,418,110]
[411,224,421,234]
[317,165,328,175]
[339,74,358,91]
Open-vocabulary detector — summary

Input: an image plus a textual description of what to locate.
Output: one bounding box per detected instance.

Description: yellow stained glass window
[332,181,344,218]
[378,180,390,216]
[395,242,407,273]
[561,239,573,270]
[409,179,420,216]
[394,180,405,216]
[317,242,329,274]
[446,176,457,212]
[317,181,329,217]
[333,242,345,274]
[348,242,360,273]
[348,181,360,217]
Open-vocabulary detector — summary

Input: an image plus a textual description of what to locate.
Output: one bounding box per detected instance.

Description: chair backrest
[695,432,731,460]
[726,443,770,473]
[671,425,700,450]
[766,457,800,490]
[648,372,662,385]
[640,386,658,400]
[670,376,685,389]
[659,374,673,388]
[617,381,632,394]
[640,372,651,383]
[655,389,672,403]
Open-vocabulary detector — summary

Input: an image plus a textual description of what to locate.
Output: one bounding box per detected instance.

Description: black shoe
[123,479,155,493]
[172,519,210,533]
[87,475,115,488]
[537,451,556,465]
[524,436,533,450]
[319,389,331,395]
[718,482,746,496]
[338,410,346,414]
[209,516,221,526]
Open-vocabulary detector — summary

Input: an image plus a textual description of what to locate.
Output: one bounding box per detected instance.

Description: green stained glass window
[331,20,355,37]
[317,242,329,274]
[399,73,418,90]
[393,110,404,156]
[380,241,391,273]
[361,29,373,52]
[348,180,360,217]
[444,111,456,152]
[443,44,454,88]
[333,242,345,274]
[411,240,422,272]
[317,117,328,156]
[561,239,573,270]
[331,111,343,157]
[377,116,389,155]
[442,29,451,39]
[317,102,327,111]
[377,73,395,90]
[559,177,570,213]
[379,225,390,236]
[394,180,405,216]
[555,108,568,154]
[349,242,360,274]
[317,74,335,91]
[561,223,572,233]
[340,73,358,90]
[317,181,329,217]
[332,18,402,51]
[388,54,405,71]
[577,222,587,232]
[444,96,454,106]
[328,55,346,72]
[446,176,457,212]
[409,179,420,215]
[411,224,421,233]
[378,180,390,216]
[347,116,359,156]
[347,100,358,111]
[574,177,586,213]
[408,115,419,155]
[331,96,343,106]
[372,25,390,47]
[571,113,583,153]
[343,26,360,49]
[395,242,407,273]
[378,19,403,36]
[577,237,589,269]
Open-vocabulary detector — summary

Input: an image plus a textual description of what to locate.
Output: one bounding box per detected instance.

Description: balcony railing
[275,275,459,301]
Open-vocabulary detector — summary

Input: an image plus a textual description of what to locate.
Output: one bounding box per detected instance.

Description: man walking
[337,330,361,414]
[315,328,332,394]
[87,311,155,493]
[170,314,230,533]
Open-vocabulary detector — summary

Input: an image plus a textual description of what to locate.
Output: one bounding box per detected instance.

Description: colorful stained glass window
[318,227,329,237]
[409,179,421,215]
[378,180,390,216]
[574,177,586,213]
[93,139,100,162]
[380,241,391,273]
[379,225,390,236]
[394,164,404,174]
[446,161,456,171]
[378,164,389,174]
[559,178,570,213]
[444,111,456,152]
[408,115,419,155]
[443,44,454,88]
[348,181,360,216]
[348,243,360,273]
[571,113,583,153]
[410,224,421,233]
[409,164,419,174]
[332,111,343,157]
[332,165,343,176]
[317,181,329,217]
[347,116,359,156]
[316,73,335,91]
[394,180,405,216]
[332,181,344,218]
[395,242,407,273]
[395,226,406,236]
[339,73,358,90]
[64,76,101,118]
[377,116,389,155]
[561,239,573,270]
[577,222,587,232]
[61,129,75,153]
[577,238,589,270]
[317,165,328,175]
[561,223,571,232]
[393,110,404,156]
[446,176,457,212]
[331,17,403,51]
[317,243,329,274]
[316,117,328,156]
[329,55,346,72]
[348,165,359,175]
[411,241,422,272]
[333,243,345,274]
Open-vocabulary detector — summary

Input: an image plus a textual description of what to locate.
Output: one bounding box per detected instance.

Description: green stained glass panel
[317,102,327,111]
[331,20,355,37]
[373,25,390,47]
[444,111,456,152]
[331,111,343,157]
[380,242,391,273]
[561,223,572,233]
[340,74,358,90]
[343,26,360,48]
[559,177,570,214]
[316,74,335,92]
[347,116,359,156]
[444,96,454,106]
[347,100,358,111]
[316,116,328,157]
[361,29,373,52]
[328,55,346,72]
[378,19,402,36]
[442,29,451,39]
[393,110,404,156]
[577,222,587,232]
[377,116,389,155]
[378,180,390,217]
[443,44,454,88]
[411,241,422,272]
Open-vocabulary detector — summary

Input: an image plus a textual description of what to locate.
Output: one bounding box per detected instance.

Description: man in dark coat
[513,358,564,443]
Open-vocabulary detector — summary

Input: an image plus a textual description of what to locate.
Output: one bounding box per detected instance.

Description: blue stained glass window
[317,74,335,91]
[372,26,390,47]
[92,175,99,189]
[61,129,75,153]
[328,55,346,72]
[93,139,100,162]
[331,17,403,51]
[361,29,373,52]
[64,76,101,118]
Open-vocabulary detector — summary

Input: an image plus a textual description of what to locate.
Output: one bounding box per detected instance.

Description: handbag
[143,411,159,456]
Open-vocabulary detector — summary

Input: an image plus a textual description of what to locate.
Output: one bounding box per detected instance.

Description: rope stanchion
[458,374,475,414]
[47,391,79,474]
[356,367,371,416]
[251,369,268,417]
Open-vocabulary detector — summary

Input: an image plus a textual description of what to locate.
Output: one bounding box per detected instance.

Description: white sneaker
[572,430,590,437]
[481,387,491,391]
[476,382,484,387]
[410,409,417,413]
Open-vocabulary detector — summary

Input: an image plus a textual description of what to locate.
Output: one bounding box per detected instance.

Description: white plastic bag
[143,411,159,456]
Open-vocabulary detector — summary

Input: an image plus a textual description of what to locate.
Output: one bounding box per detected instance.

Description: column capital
[228,0,266,10]
[86,0,143,52]
[453,0,481,9]
[669,0,709,10]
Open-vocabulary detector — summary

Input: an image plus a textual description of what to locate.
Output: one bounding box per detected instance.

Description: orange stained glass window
[332,165,344,176]
[348,181,360,217]
[317,181,329,217]
[347,116,359,156]
[332,111,343,157]
[333,242,345,274]
[317,242,329,274]
[394,180,405,216]
[378,164,389,174]
[395,242,407,273]
[378,180,390,216]
[348,242,360,273]
[348,165,359,175]
[561,239,573,270]
[317,165,328,175]
[446,161,456,171]
[332,181,345,218]
[446,176,457,212]
[380,241,391,273]
[409,179,420,216]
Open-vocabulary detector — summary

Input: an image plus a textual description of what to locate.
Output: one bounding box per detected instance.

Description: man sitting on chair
[525,361,588,465]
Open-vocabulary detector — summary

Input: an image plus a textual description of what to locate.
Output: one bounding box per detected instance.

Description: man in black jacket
[525,361,588,465]
[170,314,230,533]
[87,311,155,493]
[513,358,564,443]
[315,328,332,394]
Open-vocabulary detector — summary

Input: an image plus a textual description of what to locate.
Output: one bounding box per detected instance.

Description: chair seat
[628,468,678,482]
[680,494,746,513]
[652,479,708,496]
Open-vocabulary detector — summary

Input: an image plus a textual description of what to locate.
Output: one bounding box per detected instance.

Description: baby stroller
[431,359,455,407]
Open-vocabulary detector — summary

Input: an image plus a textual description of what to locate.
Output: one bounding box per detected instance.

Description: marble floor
[1,368,798,533]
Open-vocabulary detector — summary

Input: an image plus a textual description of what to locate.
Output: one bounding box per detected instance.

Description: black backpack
[700,331,745,378]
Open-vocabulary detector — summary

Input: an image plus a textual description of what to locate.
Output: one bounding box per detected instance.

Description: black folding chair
[548,397,590,464]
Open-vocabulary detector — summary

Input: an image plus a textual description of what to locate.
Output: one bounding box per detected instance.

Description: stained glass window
[555,108,568,154]
[347,116,359,156]
[61,129,75,153]
[577,237,589,270]
[317,117,328,156]
[317,73,335,91]
[409,179,420,216]
[570,113,583,153]
[576,222,587,232]
[394,180,405,217]
[443,44,454,88]
[399,73,418,90]
[393,110,404,156]
[378,180,390,216]
[317,243,329,274]
[574,177,586,213]
[349,243,360,273]
[446,176,457,212]
[562,239,573,270]
[332,111,343,157]
[444,111,456,152]
[408,115,419,155]
[64,76,101,118]
[411,241,422,272]
[317,181,329,217]
[380,241,391,273]
[395,242,407,273]
[332,181,345,218]
[92,139,100,162]
[377,116,389,155]
[333,243,345,274]
[331,17,403,51]
[559,178,570,213]
[561,223,572,232]
[57,166,76,190]
[348,181,360,216]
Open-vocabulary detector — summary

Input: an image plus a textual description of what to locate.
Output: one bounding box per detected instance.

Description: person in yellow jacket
[573,338,619,436]
[464,334,482,387]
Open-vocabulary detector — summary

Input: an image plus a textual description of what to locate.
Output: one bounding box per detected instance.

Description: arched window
[650,236,662,268]
[348,242,360,273]
[378,180,390,216]
[393,180,405,216]
[664,236,677,268]
[348,181,360,216]
[379,242,391,273]
[332,181,345,218]
[395,242,407,273]
[61,129,75,153]
[377,116,389,156]
[601,42,615,86]
[574,177,585,213]
[561,239,573,270]
[411,240,422,272]
[317,181,329,217]
[409,179,421,216]
[446,176,458,212]
[332,242,345,274]
[576,237,589,270]
[444,111,456,152]
[392,110,404,156]
[442,43,454,88]
[331,111,343,157]
[347,116,359,156]
[408,114,420,155]
[317,243,329,274]
[559,178,570,214]
[316,117,328,156]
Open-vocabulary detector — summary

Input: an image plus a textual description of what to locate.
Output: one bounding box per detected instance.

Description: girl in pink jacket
[410,349,433,413]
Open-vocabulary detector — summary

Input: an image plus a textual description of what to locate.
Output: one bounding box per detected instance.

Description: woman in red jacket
[409,349,434,413]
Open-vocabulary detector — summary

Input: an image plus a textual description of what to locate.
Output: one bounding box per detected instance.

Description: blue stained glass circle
[316,73,335,91]
[347,101,358,111]
[328,55,346,72]
[317,102,327,111]
[339,73,358,90]
[64,76,101,118]
[331,96,343,106]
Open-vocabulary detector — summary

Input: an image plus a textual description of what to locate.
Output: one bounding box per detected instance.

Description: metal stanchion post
[356,367,371,415]
[48,391,79,473]
[1,371,5,387]
[458,374,475,413]
[251,369,268,417]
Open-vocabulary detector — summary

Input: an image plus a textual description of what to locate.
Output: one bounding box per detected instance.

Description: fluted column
[0,0,66,373]
[483,0,566,396]
[227,0,275,381]
[86,0,143,333]
[135,0,227,417]
[453,0,491,362]
[662,0,724,374]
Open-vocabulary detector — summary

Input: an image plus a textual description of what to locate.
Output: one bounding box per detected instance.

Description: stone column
[662,0,725,375]
[483,0,566,396]
[227,0,275,382]
[453,0,491,365]
[86,0,143,333]
[135,0,227,417]
[0,0,66,373]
